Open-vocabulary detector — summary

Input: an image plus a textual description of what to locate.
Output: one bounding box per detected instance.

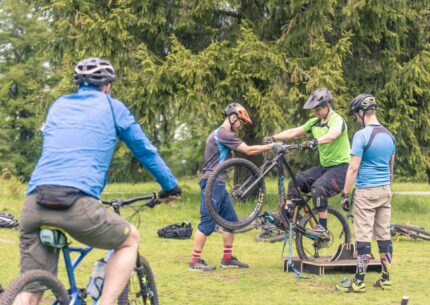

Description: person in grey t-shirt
[189,103,275,271]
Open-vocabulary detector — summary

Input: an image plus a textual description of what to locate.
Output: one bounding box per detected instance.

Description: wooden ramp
[283,243,382,275]
[284,258,381,275]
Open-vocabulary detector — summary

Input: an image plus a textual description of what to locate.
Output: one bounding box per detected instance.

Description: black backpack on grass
[157,221,192,239]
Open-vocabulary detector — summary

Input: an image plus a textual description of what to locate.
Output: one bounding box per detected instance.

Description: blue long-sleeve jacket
[27,86,177,198]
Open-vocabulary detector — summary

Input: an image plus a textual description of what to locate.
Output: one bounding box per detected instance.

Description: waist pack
[157,221,193,239]
[35,185,85,210]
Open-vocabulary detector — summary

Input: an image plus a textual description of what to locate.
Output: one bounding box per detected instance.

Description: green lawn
[0,180,429,305]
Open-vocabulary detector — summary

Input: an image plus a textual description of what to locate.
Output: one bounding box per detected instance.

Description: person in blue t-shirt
[18,57,182,305]
[336,94,395,293]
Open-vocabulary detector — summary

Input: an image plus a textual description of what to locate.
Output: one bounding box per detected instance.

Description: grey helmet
[303,88,333,110]
[73,57,117,86]
[349,94,377,116]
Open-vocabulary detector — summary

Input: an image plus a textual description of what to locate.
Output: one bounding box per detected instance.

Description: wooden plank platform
[283,257,382,275]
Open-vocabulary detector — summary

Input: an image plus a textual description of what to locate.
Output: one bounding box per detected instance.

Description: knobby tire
[205,158,265,231]
[118,256,159,305]
[295,207,351,261]
[0,270,69,305]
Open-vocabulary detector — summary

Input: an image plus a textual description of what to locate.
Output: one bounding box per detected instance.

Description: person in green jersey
[264,88,350,236]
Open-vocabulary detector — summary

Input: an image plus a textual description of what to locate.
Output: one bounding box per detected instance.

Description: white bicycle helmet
[73,57,117,86]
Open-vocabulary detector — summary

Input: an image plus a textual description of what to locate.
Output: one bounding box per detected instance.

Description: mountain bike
[205,143,351,261]
[0,194,160,305]
[390,224,430,241]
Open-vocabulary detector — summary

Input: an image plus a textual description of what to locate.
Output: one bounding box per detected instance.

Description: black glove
[341,192,350,212]
[159,185,182,199]
[263,136,275,144]
[302,139,318,150]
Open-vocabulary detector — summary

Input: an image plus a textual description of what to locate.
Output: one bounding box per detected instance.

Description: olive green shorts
[20,194,131,275]
[352,185,392,242]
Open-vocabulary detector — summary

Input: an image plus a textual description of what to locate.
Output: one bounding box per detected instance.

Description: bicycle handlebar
[271,143,303,155]
[282,143,303,150]
[101,192,160,209]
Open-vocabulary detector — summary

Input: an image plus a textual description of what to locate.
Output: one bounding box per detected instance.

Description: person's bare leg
[14,291,43,305]
[318,210,328,219]
[222,231,234,245]
[99,225,139,305]
[193,229,208,251]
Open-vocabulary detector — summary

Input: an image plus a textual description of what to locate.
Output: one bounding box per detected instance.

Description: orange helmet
[224,103,253,125]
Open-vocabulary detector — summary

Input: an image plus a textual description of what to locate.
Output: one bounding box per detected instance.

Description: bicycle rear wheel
[391,224,430,241]
[0,270,69,305]
[205,158,266,231]
[118,255,158,305]
[295,207,351,261]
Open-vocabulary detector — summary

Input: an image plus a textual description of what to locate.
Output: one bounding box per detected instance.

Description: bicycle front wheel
[205,158,266,231]
[118,256,158,305]
[0,270,69,305]
[295,207,351,261]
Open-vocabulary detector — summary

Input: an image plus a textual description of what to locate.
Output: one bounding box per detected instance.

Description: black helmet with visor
[303,88,333,110]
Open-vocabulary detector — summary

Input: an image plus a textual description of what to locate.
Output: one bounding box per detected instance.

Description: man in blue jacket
[18,57,181,305]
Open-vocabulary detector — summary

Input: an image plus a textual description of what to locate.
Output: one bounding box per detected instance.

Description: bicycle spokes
[207,159,265,230]
[296,208,350,261]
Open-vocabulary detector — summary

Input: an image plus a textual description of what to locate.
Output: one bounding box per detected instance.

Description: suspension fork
[240,159,277,199]
[277,155,287,208]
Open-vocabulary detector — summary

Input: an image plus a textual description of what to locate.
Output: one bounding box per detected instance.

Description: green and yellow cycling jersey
[302,112,351,167]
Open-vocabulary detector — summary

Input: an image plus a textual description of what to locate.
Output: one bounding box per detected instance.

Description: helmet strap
[228,114,239,130]
[357,110,366,127]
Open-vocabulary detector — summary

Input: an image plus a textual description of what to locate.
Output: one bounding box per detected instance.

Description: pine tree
[0,0,56,178]
[7,0,430,181]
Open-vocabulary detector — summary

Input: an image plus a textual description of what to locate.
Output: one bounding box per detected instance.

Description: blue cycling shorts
[198,179,238,236]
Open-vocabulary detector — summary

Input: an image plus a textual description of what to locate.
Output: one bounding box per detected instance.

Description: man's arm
[272,126,306,141]
[112,100,178,191]
[235,143,273,156]
[343,156,362,194]
[121,124,178,191]
[316,126,342,144]
[389,155,395,182]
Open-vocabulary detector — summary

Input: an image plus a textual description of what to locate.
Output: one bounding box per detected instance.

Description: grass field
[0,179,429,305]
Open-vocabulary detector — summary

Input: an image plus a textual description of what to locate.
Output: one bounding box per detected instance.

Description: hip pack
[35,185,85,210]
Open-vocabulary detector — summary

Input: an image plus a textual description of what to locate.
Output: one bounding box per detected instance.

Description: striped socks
[191,245,233,263]
[191,249,202,264]
[223,244,233,260]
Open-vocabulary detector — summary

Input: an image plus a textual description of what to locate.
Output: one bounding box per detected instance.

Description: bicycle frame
[60,244,107,305]
[240,146,319,233]
[50,194,158,305]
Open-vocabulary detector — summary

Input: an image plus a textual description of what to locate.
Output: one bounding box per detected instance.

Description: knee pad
[377,240,393,254]
[356,241,371,256]
[312,194,328,211]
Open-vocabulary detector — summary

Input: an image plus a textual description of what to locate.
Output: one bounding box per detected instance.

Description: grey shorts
[20,194,131,275]
[353,185,392,242]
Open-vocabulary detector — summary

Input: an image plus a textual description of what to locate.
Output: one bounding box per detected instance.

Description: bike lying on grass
[0,194,160,305]
[216,210,287,243]
[205,143,351,261]
[390,224,430,241]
